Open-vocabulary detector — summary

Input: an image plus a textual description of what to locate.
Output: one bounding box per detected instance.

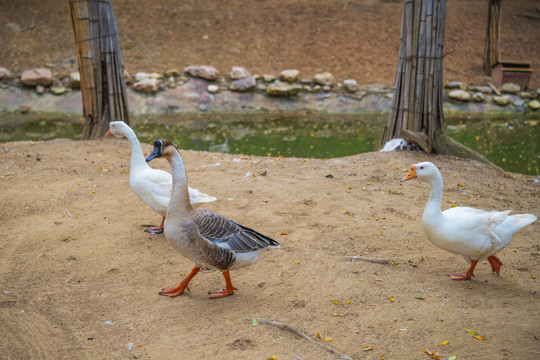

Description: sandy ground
[0,138,538,359]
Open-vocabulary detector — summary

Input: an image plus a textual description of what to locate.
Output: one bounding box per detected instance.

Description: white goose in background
[105,121,216,234]
[402,161,537,280]
[146,139,279,298]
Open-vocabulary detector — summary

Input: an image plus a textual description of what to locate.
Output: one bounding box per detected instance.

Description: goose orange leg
[487,255,503,275]
[208,270,238,299]
[448,259,478,280]
[145,216,165,234]
[159,266,200,297]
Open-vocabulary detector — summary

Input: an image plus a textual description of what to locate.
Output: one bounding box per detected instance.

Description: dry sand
[0,138,538,359]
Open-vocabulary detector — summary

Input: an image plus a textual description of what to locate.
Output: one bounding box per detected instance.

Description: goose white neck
[423,171,444,220]
[121,127,149,172]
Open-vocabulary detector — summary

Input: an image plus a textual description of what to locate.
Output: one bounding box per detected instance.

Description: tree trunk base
[401,129,503,172]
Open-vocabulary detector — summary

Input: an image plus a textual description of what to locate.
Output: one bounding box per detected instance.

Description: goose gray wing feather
[194,209,280,253]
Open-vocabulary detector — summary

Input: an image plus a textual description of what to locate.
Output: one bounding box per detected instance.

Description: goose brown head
[146,139,178,163]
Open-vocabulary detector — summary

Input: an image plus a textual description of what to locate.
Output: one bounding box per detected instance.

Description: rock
[36,85,45,94]
[164,69,180,78]
[50,86,67,95]
[343,79,358,92]
[500,82,520,94]
[519,91,535,99]
[323,85,332,92]
[135,72,150,82]
[472,92,485,102]
[69,72,80,89]
[266,82,302,97]
[133,78,159,93]
[445,81,467,90]
[124,70,133,84]
[448,89,471,102]
[230,76,256,92]
[263,74,276,82]
[279,69,299,82]
[207,84,219,93]
[313,72,336,87]
[184,65,219,81]
[493,95,510,106]
[0,67,13,80]
[472,85,492,94]
[229,66,250,80]
[528,99,540,110]
[21,68,53,87]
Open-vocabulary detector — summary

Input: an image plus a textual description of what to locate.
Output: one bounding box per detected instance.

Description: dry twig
[341,255,390,265]
[254,318,353,360]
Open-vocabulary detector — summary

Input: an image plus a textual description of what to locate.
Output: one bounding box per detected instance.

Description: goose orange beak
[401,165,417,182]
[105,129,113,137]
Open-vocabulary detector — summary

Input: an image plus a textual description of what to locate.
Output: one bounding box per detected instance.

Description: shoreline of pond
[1,78,539,120]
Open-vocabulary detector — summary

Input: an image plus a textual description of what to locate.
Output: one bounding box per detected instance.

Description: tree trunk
[381,0,492,165]
[68,0,130,139]
[483,0,503,75]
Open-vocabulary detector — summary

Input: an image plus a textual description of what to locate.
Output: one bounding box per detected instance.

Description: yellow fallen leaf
[390,296,395,302]
[345,300,351,304]
[531,274,536,279]
[423,348,440,359]
[325,338,333,342]
[280,232,288,235]
[441,340,449,346]
[332,300,339,304]
[363,345,374,351]
[316,333,322,339]
[332,313,341,317]
[466,329,479,335]
[474,336,485,340]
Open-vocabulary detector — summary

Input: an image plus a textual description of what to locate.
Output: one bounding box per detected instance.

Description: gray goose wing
[194,209,280,253]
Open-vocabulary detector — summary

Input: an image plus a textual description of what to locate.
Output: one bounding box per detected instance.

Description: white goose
[105,121,216,234]
[146,139,279,298]
[402,161,537,280]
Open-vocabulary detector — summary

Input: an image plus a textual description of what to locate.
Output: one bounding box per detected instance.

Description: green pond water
[0,113,538,175]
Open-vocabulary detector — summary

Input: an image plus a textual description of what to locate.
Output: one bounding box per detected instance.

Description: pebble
[500,82,520,94]
[207,84,219,93]
[279,69,300,82]
[104,320,116,326]
[184,65,219,81]
[313,72,336,87]
[343,79,358,92]
[528,99,540,110]
[448,89,471,102]
[229,66,250,80]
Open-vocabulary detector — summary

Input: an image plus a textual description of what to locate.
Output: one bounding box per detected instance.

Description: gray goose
[146,139,279,298]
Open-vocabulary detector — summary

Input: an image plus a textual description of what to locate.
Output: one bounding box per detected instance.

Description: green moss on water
[1,113,538,175]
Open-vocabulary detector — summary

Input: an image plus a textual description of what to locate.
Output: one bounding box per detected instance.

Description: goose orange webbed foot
[209,270,237,299]
[145,226,164,234]
[159,284,190,297]
[487,255,503,275]
[145,217,165,235]
[159,266,200,297]
[447,273,474,281]
[447,259,477,280]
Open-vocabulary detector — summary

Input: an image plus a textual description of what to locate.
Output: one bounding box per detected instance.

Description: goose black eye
[420,166,424,169]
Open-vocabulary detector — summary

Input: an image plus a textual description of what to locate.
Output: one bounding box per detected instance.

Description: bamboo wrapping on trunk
[381,0,447,152]
[68,0,130,140]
